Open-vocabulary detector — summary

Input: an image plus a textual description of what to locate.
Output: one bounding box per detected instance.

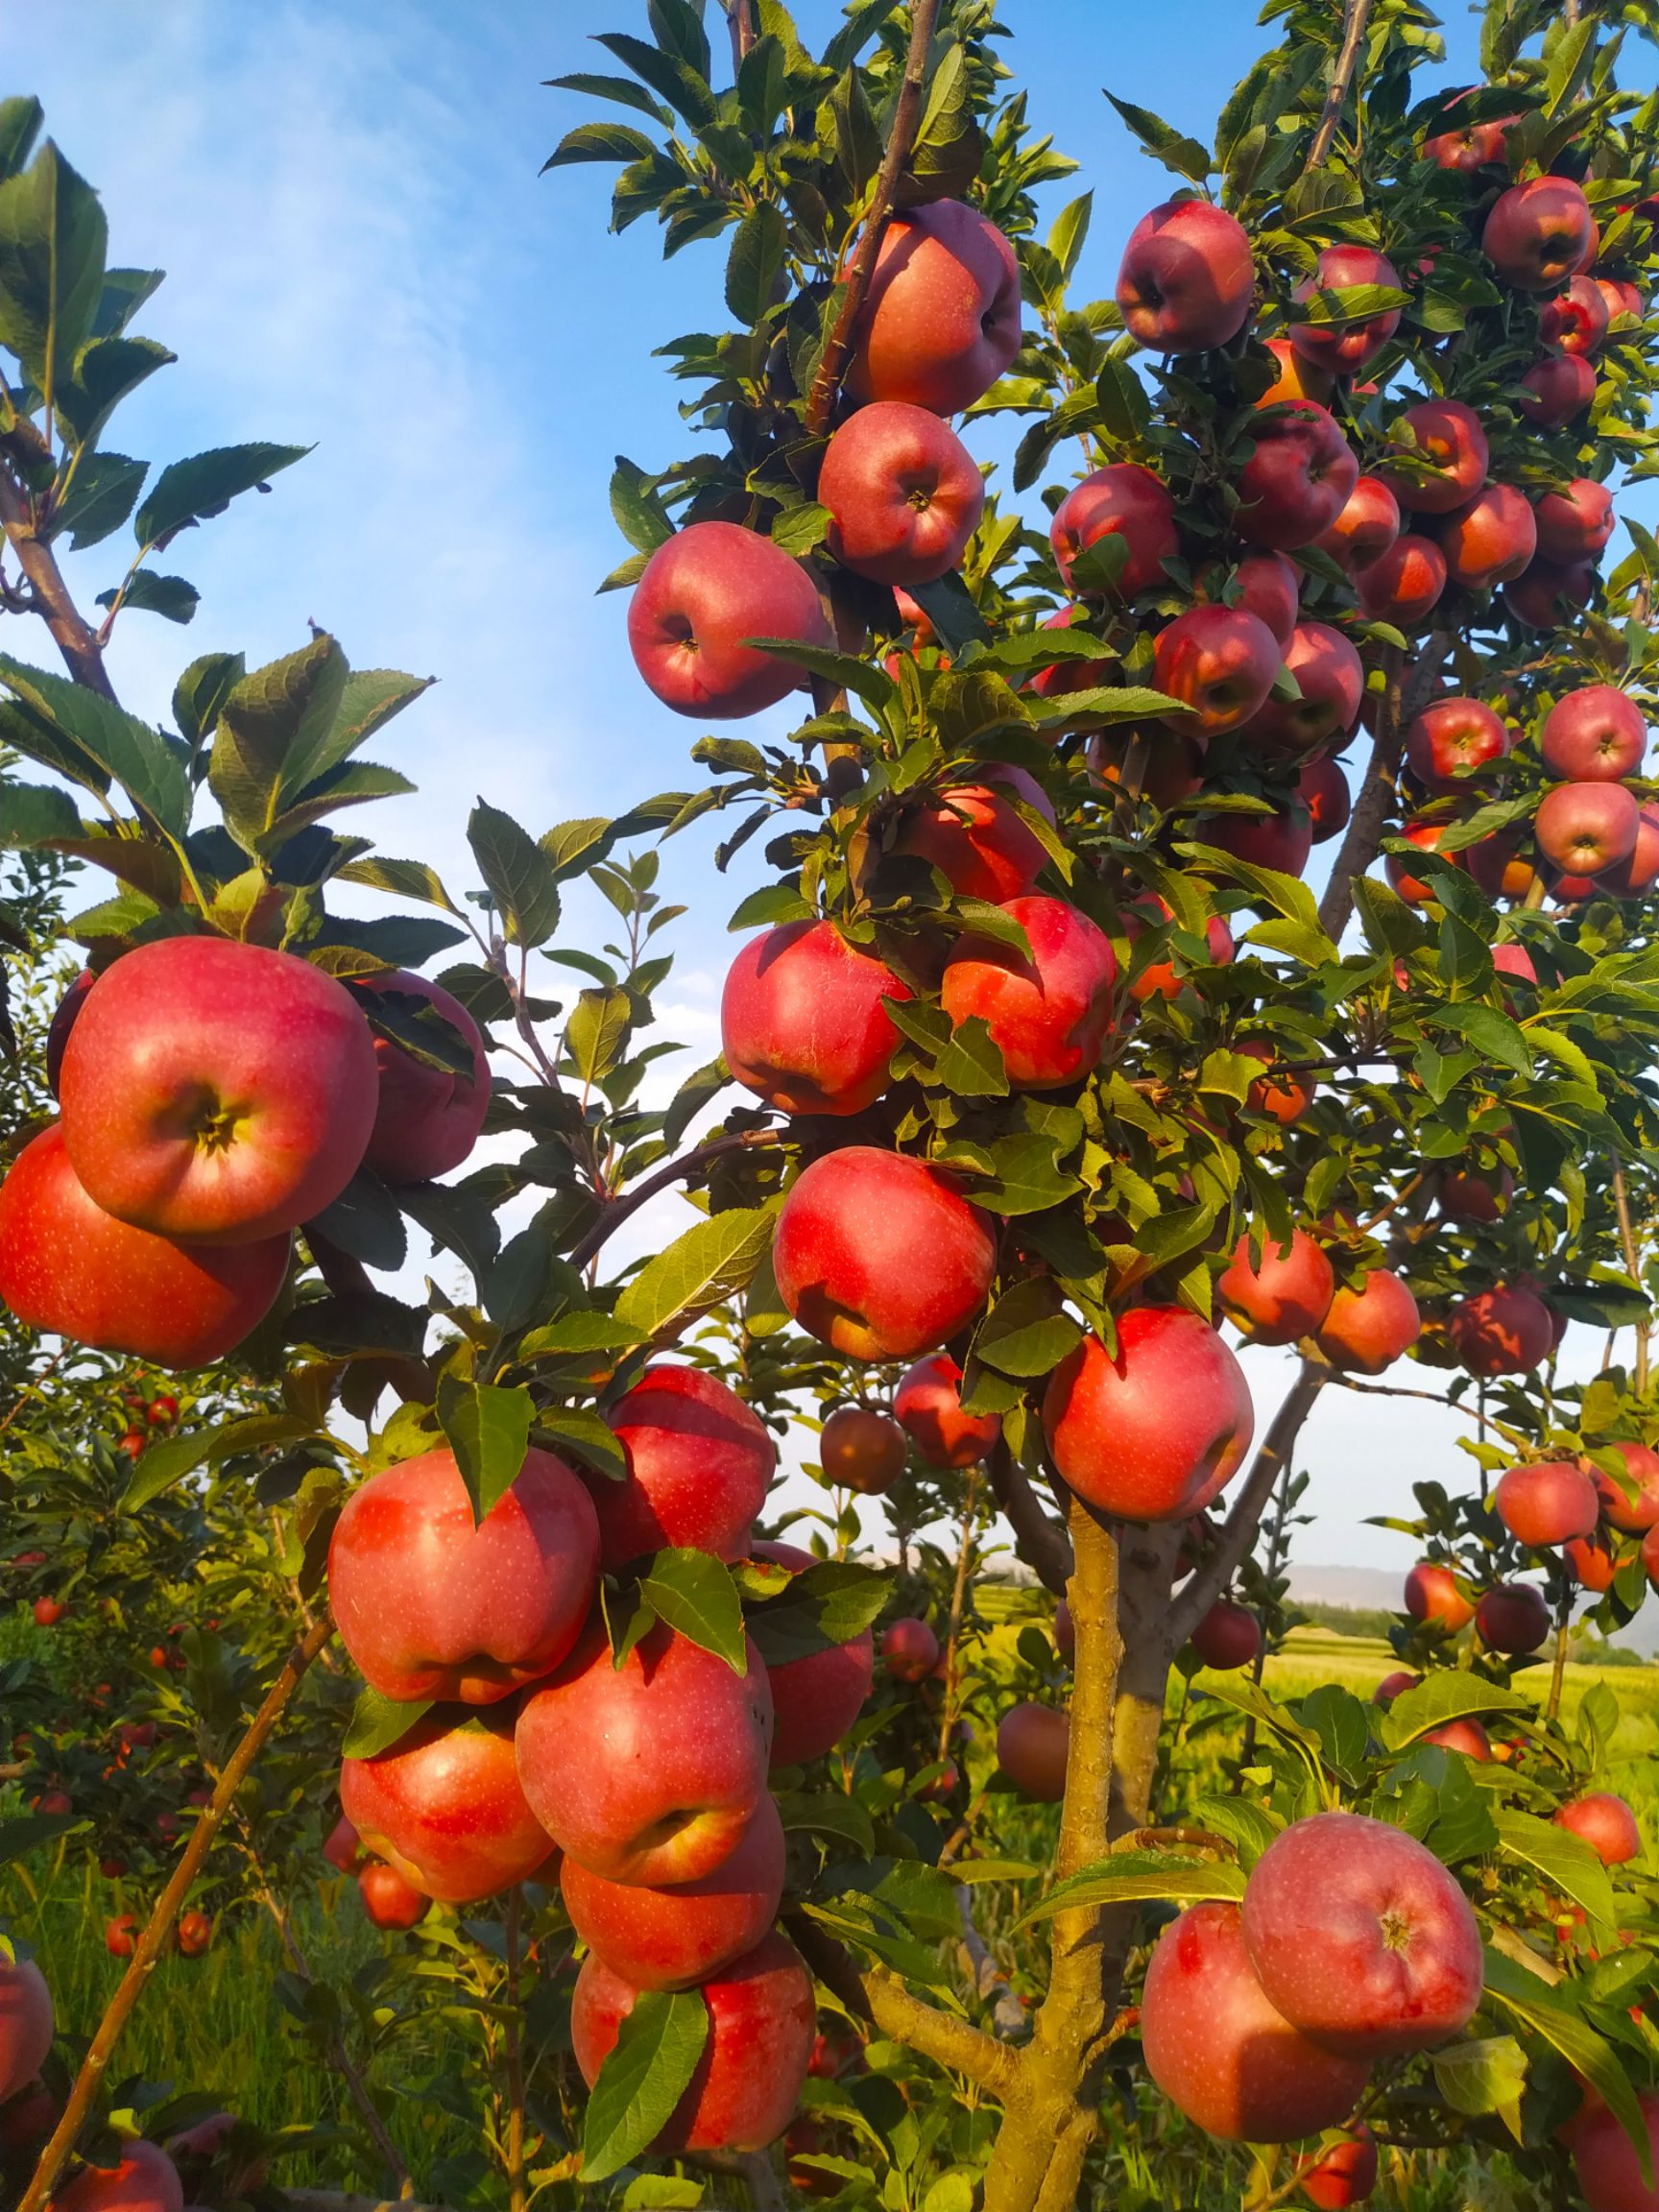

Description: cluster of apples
[0,1950,57,2183]
[1142,1811,1481,2147]
[0,937,490,1371]
[324,1362,876,2155]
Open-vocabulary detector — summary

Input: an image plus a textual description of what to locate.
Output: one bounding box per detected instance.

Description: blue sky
[7,3,1647,1619]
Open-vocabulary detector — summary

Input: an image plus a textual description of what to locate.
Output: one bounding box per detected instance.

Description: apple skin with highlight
[1404,1562,1474,1632]
[1355,535,1447,626]
[897,767,1056,902]
[880,1618,940,1682]
[819,401,985,588]
[1571,2090,1659,2212]
[1553,1792,1641,1867]
[1377,399,1488,517]
[1049,464,1179,598]
[561,1793,785,1991]
[1314,1271,1420,1375]
[1116,200,1256,354]
[847,200,1022,416]
[722,921,910,1118]
[1217,1227,1335,1346]
[1540,686,1647,782]
[341,1705,556,1904]
[940,895,1118,1090]
[1589,1442,1659,1531]
[1481,176,1598,291]
[1493,1459,1599,1550]
[596,1363,775,1571]
[750,1540,873,1768]
[1235,402,1358,550]
[997,1702,1069,1801]
[894,1354,1001,1468]
[1153,606,1283,737]
[628,522,833,720]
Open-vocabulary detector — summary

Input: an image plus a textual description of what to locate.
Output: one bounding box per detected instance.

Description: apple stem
[804,0,945,437]
[18,1612,338,2212]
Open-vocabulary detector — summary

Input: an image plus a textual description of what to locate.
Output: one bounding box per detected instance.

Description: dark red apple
[1449,1282,1557,1377]
[880,1618,940,1683]
[1043,1307,1254,1522]
[1503,556,1596,630]
[996,1703,1069,1800]
[562,1793,784,1991]
[893,1355,1000,1467]
[772,1147,997,1362]
[1153,605,1283,736]
[1439,484,1536,591]
[1372,1671,1421,1705]
[819,1404,906,1495]
[0,1126,290,1368]
[1191,800,1314,878]
[1494,1459,1599,1549]
[1540,685,1647,781]
[898,767,1056,902]
[1404,698,1509,792]
[1534,477,1615,564]
[1116,200,1255,353]
[1317,474,1401,572]
[341,1704,554,1903]
[1482,177,1597,291]
[517,1621,772,1886]
[359,970,491,1186]
[323,1814,363,1874]
[1438,1165,1513,1222]
[1190,1599,1262,1671]
[820,402,984,587]
[598,1363,774,1570]
[750,1540,873,1767]
[1049,464,1179,597]
[1236,621,1362,757]
[628,521,833,719]
[0,1957,52,2104]
[1236,402,1359,549]
[1289,246,1403,373]
[1299,755,1352,843]
[1572,2089,1659,2212]
[1354,534,1447,625]
[60,940,375,1243]
[940,894,1118,1089]
[847,201,1022,415]
[1475,1581,1550,1654]
[1519,352,1596,427]
[722,919,910,1120]
[1141,1901,1371,2142]
[1314,1271,1420,1375]
[1378,399,1488,517]
[43,969,94,1096]
[1218,1226,1335,1346]
[1241,1811,1481,2056]
[327,1444,600,1706]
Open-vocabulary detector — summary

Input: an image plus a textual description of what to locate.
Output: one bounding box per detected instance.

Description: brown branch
[804,0,943,435]
[1316,636,1449,942]
[1304,0,1377,174]
[0,466,115,698]
[784,1912,1022,2096]
[720,0,757,69]
[1168,1358,1327,1647]
[20,1613,337,2212]
[565,1129,784,1272]
[986,1438,1072,1594]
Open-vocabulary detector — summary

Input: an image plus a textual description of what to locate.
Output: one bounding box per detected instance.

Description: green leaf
[747,1560,893,1664]
[1492,1810,1617,1939]
[728,882,814,932]
[285,667,433,799]
[436,1376,534,1523]
[535,1404,630,1482]
[959,1132,1082,1216]
[97,569,197,625]
[52,449,147,550]
[542,120,660,171]
[1482,1946,1651,2175]
[1016,1848,1243,1929]
[1190,1795,1283,1869]
[1095,356,1152,442]
[566,985,633,1084]
[1431,2036,1527,2138]
[543,72,671,123]
[972,1280,1081,1379]
[0,99,43,186]
[90,265,163,340]
[582,1988,709,2184]
[613,1203,779,1338]
[57,331,174,448]
[610,458,675,555]
[593,32,719,130]
[0,652,189,834]
[637,1548,747,1671]
[769,500,830,558]
[0,780,81,847]
[1048,190,1093,281]
[1382,1672,1532,1749]
[725,203,789,325]
[906,570,992,654]
[209,633,347,851]
[337,854,459,915]
[747,638,891,709]
[1425,1002,1532,1078]
[120,1428,215,1510]
[469,800,563,948]
[661,1052,732,1149]
[341,1687,435,1761]
[0,1813,75,1866]
[1103,91,1212,182]
[133,440,309,548]
[933,1012,1010,1098]
[0,140,107,388]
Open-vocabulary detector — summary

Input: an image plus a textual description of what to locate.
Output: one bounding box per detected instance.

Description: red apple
[1124,896,1235,1003]
[1566,1533,1618,1592]
[517,1621,772,1885]
[105,1915,135,1960]
[327,1444,600,1706]
[1590,1442,1659,1531]
[1255,337,1334,408]
[820,402,984,587]
[1475,1581,1550,1653]
[0,1125,290,1368]
[1049,464,1179,597]
[1299,755,1352,844]
[1378,399,1488,517]
[31,1598,64,1627]
[1482,177,1597,291]
[1405,1562,1474,1631]
[893,1355,999,1467]
[1317,474,1401,572]
[597,1363,774,1570]
[1289,246,1403,373]
[1646,1523,1659,1591]
[847,201,1022,415]
[628,521,833,719]
[1449,1282,1557,1377]
[1302,2128,1379,2209]
[0,1958,51,2104]
[1492,941,1537,986]
[358,1862,428,1930]
[1236,402,1358,549]
[1199,550,1302,647]
[1404,698,1509,792]
[1372,1671,1421,1705]
[1494,1459,1599,1549]
[1116,200,1255,353]
[772,1147,997,1362]
[1153,605,1283,736]
[322,1814,363,1874]
[59,939,376,1243]
[1355,534,1448,625]
[1554,1792,1641,1867]
[341,1705,554,1904]
[1519,352,1597,427]
[940,894,1118,1089]
[358,971,491,1186]
[898,767,1056,902]
[176,1911,212,1959]
[750,1540,873,1767]
[819,1403,906,1495]
[1238,620,1363,758]
[880,1618,940,1683]
[1540,685,1647,781]
[1191,800,1314,878]
[1541,274,1611,357]
[1218,1226,1335,1346]
[1053,1599,1075,1660]
[1426,1719,1492,1765]
[0,2077,57,2153]
[52,2143,183,2212]
[1141,1901,1371,2142]
[1423,98,1516,171]
[562,1793,784,1991]
[1534,477,1616,564]
[1314,1271,1420,1374]
[1241,1811,1481,2056]
[1043,1307,1254,1522]
[1438,1165,1513,1222]
[1503,556,1596,629]
[1241,1042,1317,1126]
[571,1932,814,2153]
[1088,727,1206,809]
[722,918,909,1120]
[1439,484,1536,591]
[1190,1599,1262,1671]
[996,1703,1069,1801]
[1572,2089,1659,2212]
[1534,781,1639,877]
[1596,276,1643,325]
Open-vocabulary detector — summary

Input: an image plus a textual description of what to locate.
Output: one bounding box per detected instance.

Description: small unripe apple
[880,1618,940,1683]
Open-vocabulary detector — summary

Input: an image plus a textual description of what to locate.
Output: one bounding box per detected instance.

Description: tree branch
[986,1438,1072,1594]
[805,0,943,435]
[784,1911,1022,2097]
[21,1614,338,2212]
[0,465,116,699]
[1304,0,1377,174]
[955,1887,1028,2039]
[1316,636,1450,941]
[565,1129,784,1272]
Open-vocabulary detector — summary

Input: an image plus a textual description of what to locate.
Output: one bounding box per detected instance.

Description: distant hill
[1286,1562,1658,1657]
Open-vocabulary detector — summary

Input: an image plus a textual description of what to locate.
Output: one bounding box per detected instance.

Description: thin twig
[0,466,115,697]
[1304,0,1378,174]
[565,1128,785,1271]
[986,1437,1072,1594]
[783,1911,1022,2095]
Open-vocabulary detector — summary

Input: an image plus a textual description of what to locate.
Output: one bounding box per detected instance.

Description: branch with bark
[784,1912,1022,2097]
[986,1438,1072,1593]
